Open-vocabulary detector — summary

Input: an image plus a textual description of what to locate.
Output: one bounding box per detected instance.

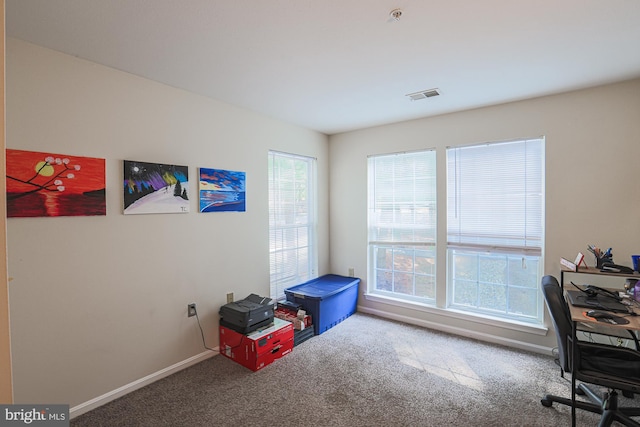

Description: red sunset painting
[6,149,106,218]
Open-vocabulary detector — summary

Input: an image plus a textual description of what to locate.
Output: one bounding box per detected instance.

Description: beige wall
[0,0,13,405]
[329,78,640,352]
[5,39,329,410]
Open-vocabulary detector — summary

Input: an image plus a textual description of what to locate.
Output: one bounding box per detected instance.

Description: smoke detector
[406,88,441,101]
[388,8,403,22]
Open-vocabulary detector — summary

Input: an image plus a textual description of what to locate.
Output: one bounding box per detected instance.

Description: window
[367,150,437,302]
[446,138,544,323]
[268,151,317,300]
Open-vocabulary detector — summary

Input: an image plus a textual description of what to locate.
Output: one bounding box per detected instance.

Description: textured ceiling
[6,0,640,135]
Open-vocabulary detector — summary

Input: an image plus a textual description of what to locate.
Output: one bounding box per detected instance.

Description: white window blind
[369,150,437,245]
[368,150,437,300]
[268,151,317,300]
[446,139,543,254]
[446,138,544,323]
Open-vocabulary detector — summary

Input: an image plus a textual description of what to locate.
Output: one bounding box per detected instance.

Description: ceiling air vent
[406,88,440,101]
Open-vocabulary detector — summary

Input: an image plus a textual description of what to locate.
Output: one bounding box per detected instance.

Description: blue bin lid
[285,274,360,299]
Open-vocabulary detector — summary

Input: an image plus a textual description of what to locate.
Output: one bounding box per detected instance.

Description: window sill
[364,293,548,336]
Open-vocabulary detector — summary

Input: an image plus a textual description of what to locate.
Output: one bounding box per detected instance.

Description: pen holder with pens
[596,255,613,269]
[588,245,614,269]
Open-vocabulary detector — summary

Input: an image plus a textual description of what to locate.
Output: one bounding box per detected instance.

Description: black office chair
[540,275,640,427]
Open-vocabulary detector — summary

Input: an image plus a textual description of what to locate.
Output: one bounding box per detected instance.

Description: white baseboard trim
[70,348,218,419]
[357,306,554,356]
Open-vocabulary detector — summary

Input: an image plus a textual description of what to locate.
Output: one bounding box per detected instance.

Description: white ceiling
[6,0,640,135]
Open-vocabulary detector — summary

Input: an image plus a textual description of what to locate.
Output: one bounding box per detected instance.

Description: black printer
[219,294,275,334]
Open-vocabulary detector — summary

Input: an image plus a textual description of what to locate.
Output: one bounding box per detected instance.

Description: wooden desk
[567,301,640,332]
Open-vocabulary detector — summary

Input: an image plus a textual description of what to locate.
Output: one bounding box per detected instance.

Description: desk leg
[571,320,577,427]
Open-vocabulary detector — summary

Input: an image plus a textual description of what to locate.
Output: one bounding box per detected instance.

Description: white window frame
[446,138,545,324]
[367,149,437,303]
[268,150,317,300]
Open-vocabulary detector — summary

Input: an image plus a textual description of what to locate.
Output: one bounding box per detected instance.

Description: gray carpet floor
[71,313,639,426]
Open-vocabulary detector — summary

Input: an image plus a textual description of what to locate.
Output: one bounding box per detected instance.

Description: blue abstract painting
[199,167,246,212]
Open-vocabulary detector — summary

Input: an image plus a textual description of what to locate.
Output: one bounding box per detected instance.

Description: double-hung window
[367,150,437,302]
[446,138,544,324]
[268,151,317,300]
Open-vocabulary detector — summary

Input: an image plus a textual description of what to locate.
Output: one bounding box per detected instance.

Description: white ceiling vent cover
[406,88,440,101]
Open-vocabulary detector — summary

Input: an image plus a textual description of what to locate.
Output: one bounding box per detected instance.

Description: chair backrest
[541,275,573,372]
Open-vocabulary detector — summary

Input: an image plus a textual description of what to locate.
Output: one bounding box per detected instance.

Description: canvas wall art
[199,167,246,212]
[6,149,106,218]
[123,160,189,214]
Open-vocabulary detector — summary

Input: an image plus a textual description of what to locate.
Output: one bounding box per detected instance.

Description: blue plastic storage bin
[284,274,360,335]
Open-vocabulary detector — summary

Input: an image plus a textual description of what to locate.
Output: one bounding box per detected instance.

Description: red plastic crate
[219,318,294,371]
